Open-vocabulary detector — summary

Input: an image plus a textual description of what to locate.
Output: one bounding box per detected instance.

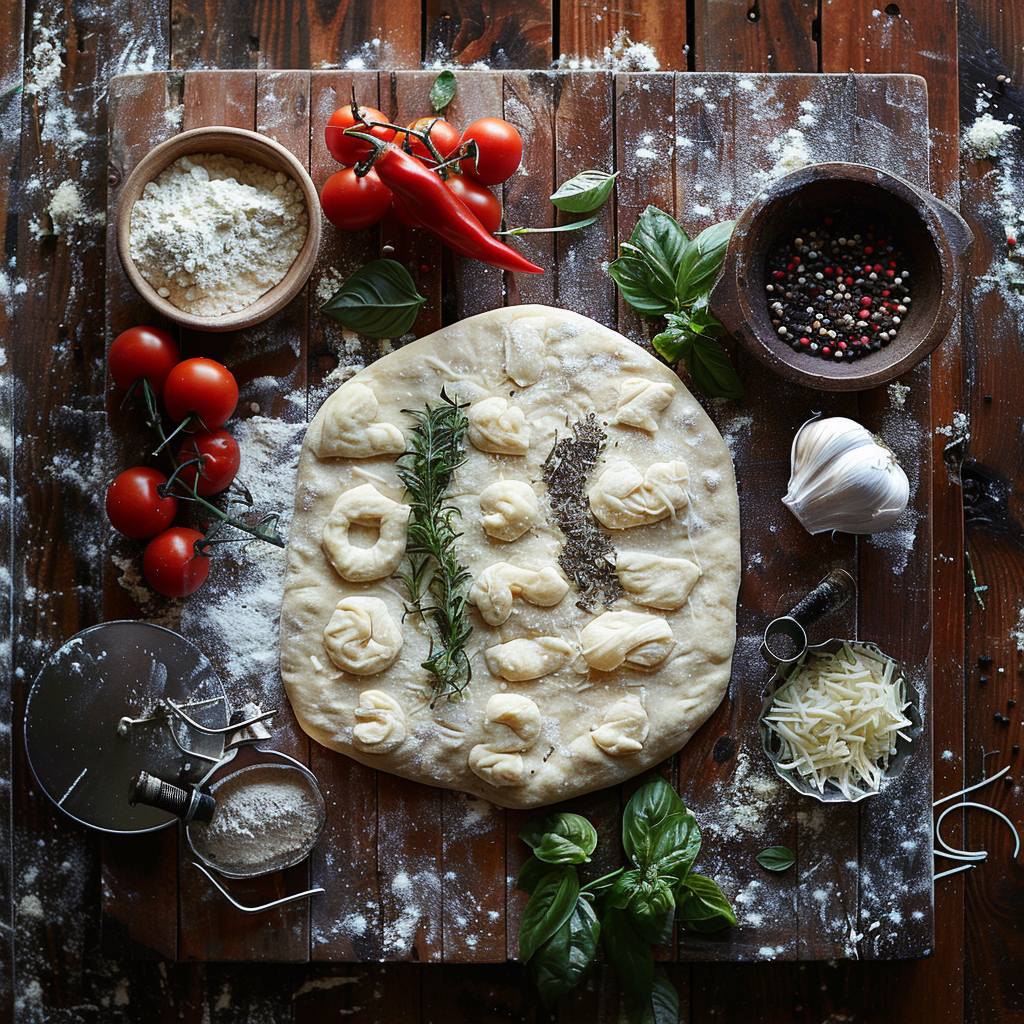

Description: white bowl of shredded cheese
[759,640,921,803]
[116,126,321,332]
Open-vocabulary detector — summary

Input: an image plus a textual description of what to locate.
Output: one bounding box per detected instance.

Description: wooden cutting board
[102,69,934,963]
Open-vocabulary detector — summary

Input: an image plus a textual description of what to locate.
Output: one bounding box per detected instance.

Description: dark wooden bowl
[710,162,973,391]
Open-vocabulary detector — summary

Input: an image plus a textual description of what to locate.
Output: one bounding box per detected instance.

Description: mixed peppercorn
[765,217,912,361]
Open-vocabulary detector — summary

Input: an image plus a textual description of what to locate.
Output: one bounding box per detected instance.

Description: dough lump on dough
[479,479,539,541]
[323,597,404,676]
[589,460,690,529]
[580,610,675,671]
[322,483,411,582]
[467,397,531,455]
[469,562,569,625]
[313,381,405,459]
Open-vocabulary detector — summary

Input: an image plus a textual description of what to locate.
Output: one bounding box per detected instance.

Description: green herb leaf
[647,810,702,881]
[675,219,735,305]
[688,293,723,334]
[497,214,599,236]
[516,855,551,895]
[607,253,677,317]
[651,326,691,366]
[531,897,601,1008]
[550,169,619,212]
[756,845,796,872]
[686,334,743,399]
[430,70,457,113]
[626,877,676,946]
[518,866,581,963]
[607,868,642,910]
[676,874,738,933]
[520,813,598,865]
[601,906,654,1003]
[649,966,681,1024]
[320,259,425,339]
[630,205,688,280]
[622,776,688,869]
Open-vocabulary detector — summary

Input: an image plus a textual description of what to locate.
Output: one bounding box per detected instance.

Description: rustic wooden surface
[4,2,1023,1024]
[101,67,937,969]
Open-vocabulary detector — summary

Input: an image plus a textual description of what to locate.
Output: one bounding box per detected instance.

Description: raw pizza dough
[280,305,741,809]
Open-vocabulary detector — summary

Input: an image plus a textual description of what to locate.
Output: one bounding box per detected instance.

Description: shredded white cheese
[764,643,913,799]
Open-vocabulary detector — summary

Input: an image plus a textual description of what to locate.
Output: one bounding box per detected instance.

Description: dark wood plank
[502,70,558,307]
[956,4,1024,1020]
[425,0,553,68]
[0,0,23,1012]
[694,0,817,73]
[559,0,688,71]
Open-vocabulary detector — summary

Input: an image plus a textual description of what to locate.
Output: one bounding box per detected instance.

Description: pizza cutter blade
[24,621,228,833]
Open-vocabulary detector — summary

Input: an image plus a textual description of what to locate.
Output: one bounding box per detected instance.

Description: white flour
[129,153,308,317]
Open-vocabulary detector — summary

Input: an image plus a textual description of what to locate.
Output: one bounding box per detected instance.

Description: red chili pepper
[364,142,544,275]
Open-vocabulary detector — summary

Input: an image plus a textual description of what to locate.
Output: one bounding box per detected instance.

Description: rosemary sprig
[395,389,473,704]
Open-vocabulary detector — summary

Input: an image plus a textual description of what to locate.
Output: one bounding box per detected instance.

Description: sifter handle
[786,568,856,626]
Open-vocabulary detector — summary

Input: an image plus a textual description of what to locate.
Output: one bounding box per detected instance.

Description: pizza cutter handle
[760,569,857,668]
[129,771,216,824]
[786,568,856,627]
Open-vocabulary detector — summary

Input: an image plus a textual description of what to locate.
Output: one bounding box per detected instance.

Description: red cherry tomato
[108,326,180,397]
[445,175,502,234]
[163,358,238,430]
[325,104,395,165]
[105,467,178,539]
[176,429,241,496]
[320,167,393,231]
[398,117,461,162]
[143,527,211,598]
[458,118,523,186]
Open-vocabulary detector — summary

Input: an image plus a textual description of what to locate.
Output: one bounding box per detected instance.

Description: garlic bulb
[782,416,909,535]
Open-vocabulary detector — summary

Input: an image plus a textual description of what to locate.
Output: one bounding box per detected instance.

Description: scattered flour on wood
[963,112,1019,160]
[554,30,660,72]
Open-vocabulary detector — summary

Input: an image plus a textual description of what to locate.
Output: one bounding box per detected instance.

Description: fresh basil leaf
[601,906,654,1003]
[319,259,425,339]
[675,219,735,305]
[756,845,796,872]
[519,812,598,865]
[517,855,550,895]
[532,897,601,1007]
[650,966,681,1024]
[676,874,737,933]
[430,70,457,113]
[498,214,599,235]
[648,811,701,881]
[608,253,676,317]
[622,776,688,868]
[518,866,580,963]
[651,327,690,366]
[685,335,743,399]
[550,169,619,212]
[627,877,675,946]
[688,293,723,334]
[607,868,642,910]
[630,206,688,282]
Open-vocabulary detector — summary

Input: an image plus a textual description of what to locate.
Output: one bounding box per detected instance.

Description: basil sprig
[608,205,742,399]
[550,169,619,212]
[517,776,736,1019]
[319,259,426,339]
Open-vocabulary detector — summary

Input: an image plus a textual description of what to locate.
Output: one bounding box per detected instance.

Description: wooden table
[4,2,1022,1022]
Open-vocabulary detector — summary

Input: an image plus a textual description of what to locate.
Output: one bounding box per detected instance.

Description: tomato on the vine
[458,118,523,186]
[399,117,461,162]
[445,175,502,234]
[108,326,180,397]
[106,467,178,539]
[163,358,238,430]
[143,527,211,597]
[177,429,241,496]
[325,104,395,165]
[320,167,393,230]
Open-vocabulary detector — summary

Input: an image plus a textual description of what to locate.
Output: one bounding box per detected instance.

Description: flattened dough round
[280,305,741,809]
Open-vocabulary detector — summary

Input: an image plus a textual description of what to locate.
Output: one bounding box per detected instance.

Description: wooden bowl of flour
[116,126,321,332]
